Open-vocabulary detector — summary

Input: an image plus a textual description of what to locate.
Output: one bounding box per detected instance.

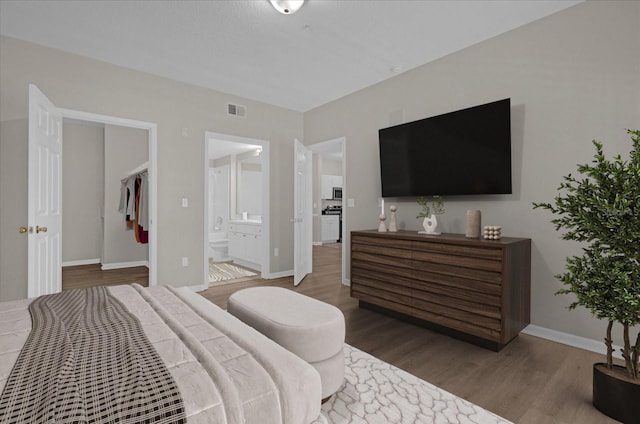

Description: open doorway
[204,131,270,287]
[59,109,158,288]
[309,137,347,285]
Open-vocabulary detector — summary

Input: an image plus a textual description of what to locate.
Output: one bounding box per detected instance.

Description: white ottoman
[227,286,345,400]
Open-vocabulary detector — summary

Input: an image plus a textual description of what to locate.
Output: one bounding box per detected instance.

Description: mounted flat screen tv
[379,98,512,197]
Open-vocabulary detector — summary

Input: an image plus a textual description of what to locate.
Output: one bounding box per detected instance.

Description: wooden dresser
[350,230,531,350]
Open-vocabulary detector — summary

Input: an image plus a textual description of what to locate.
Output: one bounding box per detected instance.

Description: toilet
[208,231,230,262]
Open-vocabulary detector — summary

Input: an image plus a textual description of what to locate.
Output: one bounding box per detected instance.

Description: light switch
[182,197,188,208]
[348,198,355,207]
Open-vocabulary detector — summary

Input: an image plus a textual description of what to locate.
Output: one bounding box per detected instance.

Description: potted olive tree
[534,129,639,423]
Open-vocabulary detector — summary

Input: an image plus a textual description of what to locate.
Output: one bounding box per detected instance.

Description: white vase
[419,214,440,235]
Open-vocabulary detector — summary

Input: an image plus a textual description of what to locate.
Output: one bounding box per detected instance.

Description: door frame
[59,108,158,286]
[204,131,271,284]
[309,136,347,285]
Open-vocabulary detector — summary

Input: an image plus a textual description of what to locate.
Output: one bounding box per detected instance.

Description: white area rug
[208,261,257,284]
[313,344,512,424]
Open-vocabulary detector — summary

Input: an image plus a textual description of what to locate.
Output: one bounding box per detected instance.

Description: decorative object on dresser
[350,230,531,351]
[378,198,387,232]
[388,205,398,232]
[416,196,445,235]
[420,215,439,235]
[377,213,387,232]
[484,226,502,240]
[533,129,640,424]
[465,209,482,238]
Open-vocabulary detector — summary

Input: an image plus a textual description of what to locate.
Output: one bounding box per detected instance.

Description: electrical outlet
[274,248,279,257]
[182,257,188,267]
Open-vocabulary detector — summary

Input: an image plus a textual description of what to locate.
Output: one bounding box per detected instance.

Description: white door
[293,139,312,286]
[27,84,63,298]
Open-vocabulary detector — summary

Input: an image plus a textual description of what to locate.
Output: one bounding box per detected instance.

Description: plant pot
[593,363,640,424]
[419,215,440,235]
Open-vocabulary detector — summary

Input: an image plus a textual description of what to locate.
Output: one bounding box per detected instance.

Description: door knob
[19,226,28,234]
[36,225,48,233]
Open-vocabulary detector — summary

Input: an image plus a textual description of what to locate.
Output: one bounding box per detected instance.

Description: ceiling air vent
[227,103,246,118]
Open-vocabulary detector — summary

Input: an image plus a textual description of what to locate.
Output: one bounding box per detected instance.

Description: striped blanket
[0,286,186,424]
[0,285,321,423]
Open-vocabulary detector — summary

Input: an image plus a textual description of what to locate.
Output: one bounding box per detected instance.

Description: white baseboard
[230,258,261,272]
[62,258,100,267]
[312,241,323,246]
[101,260,149,270]
[522,324,623,359]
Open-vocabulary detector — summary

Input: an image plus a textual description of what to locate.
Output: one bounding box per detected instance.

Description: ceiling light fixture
[270,0,305,15]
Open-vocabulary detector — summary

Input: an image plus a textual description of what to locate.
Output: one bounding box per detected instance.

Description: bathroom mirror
[236,151,262,219]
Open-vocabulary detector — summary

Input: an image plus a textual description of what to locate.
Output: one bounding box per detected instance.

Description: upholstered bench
[227,286,345,400]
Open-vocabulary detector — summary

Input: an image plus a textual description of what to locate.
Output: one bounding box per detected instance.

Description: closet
[62,121,149,273]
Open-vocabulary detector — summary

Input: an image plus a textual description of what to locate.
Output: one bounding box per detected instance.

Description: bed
[0,284,322,423]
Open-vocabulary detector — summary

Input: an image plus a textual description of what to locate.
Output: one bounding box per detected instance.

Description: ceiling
[0,0,581,112]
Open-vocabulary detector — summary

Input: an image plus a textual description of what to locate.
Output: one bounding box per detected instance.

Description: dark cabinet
[350,230,531,350]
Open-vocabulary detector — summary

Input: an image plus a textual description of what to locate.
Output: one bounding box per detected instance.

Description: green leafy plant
[533,129,639,380]
[416,196,445,219]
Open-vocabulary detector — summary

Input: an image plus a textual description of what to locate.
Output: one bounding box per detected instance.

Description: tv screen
[379,98,512,197]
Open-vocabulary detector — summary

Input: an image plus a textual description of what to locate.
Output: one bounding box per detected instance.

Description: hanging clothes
[118,176,136,230]
[119,170,148,244]
[134,175,148,244]
[138,172,149,230]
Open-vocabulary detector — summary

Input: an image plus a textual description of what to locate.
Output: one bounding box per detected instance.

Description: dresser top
[351,230,530,246]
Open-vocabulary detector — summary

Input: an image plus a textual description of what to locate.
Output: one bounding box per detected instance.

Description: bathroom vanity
[228,220,262,271]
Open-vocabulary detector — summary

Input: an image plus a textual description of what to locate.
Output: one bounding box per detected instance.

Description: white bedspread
[0,284,322,424]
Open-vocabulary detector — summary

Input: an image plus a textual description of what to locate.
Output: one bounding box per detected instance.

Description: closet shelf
[125,161,149,179]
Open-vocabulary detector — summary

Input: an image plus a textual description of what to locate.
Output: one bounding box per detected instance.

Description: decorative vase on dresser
[420,214,439,235]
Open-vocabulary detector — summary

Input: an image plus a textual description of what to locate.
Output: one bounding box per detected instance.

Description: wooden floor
[62,263,149,290]
[63,246,617,424]
[200,245,618,424]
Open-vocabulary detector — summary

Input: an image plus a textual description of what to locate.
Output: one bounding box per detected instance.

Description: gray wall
[0,118,28,301]
[0,35,303,300]
[303,1,640,344]
[62,122,104,264]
